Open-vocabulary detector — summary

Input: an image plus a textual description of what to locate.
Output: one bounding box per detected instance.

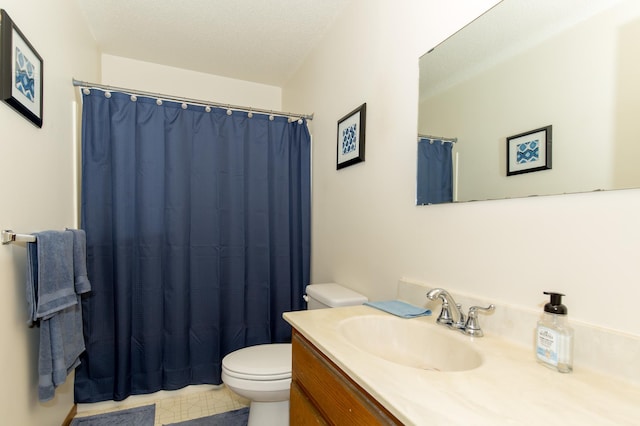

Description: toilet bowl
[221,283,367,426]
[222,343,292,426]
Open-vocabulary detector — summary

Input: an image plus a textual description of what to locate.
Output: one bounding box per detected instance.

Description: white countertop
[283,305,640,425]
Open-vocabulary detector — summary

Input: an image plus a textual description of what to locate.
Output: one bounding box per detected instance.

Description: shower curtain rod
[72,79,314,121]
[418,134,458,143]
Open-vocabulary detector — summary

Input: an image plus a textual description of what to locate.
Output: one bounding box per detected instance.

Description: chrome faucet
[426,288,466,329]
[426,288,495,336]
[463,305,496,337]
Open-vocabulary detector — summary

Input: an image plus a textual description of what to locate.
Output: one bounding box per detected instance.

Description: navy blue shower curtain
[74,90,310,403]
[417,138,453,205]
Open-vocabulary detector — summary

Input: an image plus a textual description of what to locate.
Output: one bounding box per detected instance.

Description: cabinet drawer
[290,381,328,425]
[291,330,401,425]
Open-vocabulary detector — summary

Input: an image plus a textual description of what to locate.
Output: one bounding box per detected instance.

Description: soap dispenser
[535,292,574,373]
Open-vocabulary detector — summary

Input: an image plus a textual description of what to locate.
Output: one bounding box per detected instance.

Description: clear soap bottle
[535,292,574,373]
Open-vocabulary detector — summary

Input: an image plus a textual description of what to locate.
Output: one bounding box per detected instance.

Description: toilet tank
[304,283,367,310]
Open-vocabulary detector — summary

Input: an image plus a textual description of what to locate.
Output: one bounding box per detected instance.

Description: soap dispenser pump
[535,292,574,373]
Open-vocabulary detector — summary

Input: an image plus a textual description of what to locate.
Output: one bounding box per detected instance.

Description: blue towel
[32,231,77,320]
[364,300,432,318]
[37,301,85,401]
[68,229,91,294]
[25,230,91,401]
[25,242,39,326]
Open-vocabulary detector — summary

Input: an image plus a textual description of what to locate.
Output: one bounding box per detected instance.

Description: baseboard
[61,403,77,426]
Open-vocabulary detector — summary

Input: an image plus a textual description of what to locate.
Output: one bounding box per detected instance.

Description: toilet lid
[222,343,292,381]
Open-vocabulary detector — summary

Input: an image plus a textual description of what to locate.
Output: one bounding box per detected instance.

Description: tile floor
[73,385,250,425]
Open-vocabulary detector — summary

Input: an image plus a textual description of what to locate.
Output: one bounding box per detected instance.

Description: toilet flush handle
[303,295,309,302]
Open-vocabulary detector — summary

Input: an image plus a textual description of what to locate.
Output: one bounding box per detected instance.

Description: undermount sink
[338,315,482,372]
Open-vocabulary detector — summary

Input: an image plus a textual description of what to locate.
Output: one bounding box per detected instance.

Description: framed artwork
[0,9,43,127]
[507,125,552,176]
[337,103,366,169]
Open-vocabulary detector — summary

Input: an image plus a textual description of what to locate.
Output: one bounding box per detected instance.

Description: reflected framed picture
[0,9,43,127]
[507,125,552,176]
[337,103,366,169]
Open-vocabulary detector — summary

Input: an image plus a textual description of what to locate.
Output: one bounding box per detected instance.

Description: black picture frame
[336,103,366,169]
[506,125,552,176]
[0,9,43,128]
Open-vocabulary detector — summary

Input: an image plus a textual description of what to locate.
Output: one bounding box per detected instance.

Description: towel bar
[1,230,36,244]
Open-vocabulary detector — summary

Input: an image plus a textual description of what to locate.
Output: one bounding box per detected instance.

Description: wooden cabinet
[291,329,402,425]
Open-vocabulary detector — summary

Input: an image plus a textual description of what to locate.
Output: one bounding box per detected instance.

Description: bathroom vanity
[290,329,401,425]
[284,304,640,425]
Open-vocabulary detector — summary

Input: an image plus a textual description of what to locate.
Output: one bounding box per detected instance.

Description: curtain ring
[82,88,90,95]
[205,106,211,112]
[156,99,163,106]
[181,103,188,110]
[130,95,137,102]
[104,91,111,99]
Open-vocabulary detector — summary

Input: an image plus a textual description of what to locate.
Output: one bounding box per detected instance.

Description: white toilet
[221,283,367,426]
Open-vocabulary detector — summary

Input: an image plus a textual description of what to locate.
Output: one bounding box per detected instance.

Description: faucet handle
[463,304,495,337]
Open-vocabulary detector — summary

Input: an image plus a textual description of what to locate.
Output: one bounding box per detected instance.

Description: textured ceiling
[77,0,352,87]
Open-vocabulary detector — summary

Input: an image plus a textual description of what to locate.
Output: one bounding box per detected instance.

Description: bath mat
[164,407,249,426]
[71,404,155,425]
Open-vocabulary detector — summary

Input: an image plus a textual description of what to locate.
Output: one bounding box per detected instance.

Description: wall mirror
[417,0,640,205]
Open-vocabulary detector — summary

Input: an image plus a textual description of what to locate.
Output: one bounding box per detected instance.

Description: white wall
[101,54,282,111]
[283,0,640,336]
[0,1,99,425]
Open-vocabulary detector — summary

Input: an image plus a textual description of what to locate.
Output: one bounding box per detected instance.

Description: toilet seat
[222,343,292,381]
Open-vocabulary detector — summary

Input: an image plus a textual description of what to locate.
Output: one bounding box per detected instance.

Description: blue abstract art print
[337,103,366,169]
[0,9,43,127]
[342,123,357,155]
[516,139,539,164]
[15,46,36,101]
[507,125,552,176]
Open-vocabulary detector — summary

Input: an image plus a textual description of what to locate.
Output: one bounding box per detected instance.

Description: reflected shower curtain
[417,138,453,205]
[74,90,310,403]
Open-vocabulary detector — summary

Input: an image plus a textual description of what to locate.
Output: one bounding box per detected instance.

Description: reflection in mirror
[417,0,640,204]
